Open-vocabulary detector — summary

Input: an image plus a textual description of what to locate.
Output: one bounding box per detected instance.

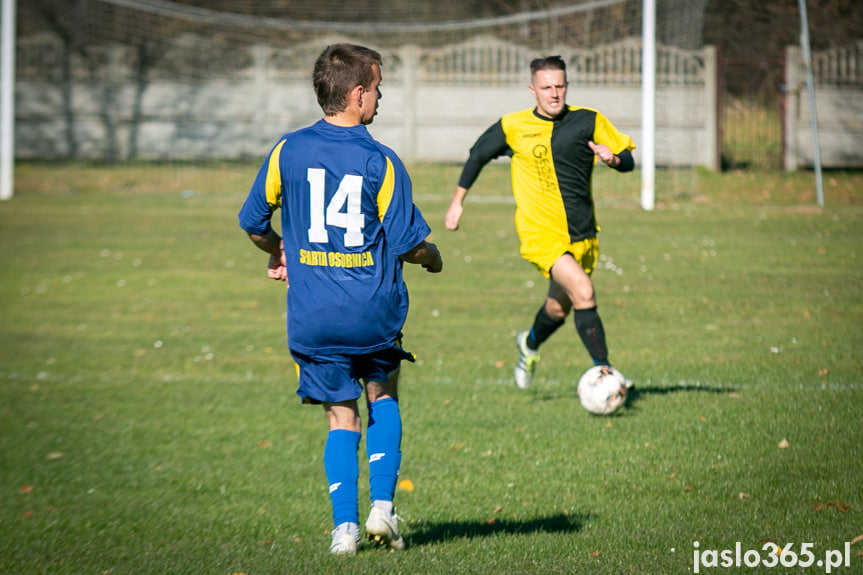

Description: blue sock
[366,397,402,504]
[324,429,361,527]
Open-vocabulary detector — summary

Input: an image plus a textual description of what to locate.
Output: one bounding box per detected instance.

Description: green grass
[1,161,862,574]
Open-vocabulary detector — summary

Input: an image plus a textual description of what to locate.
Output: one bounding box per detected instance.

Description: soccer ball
[577,365,628,415]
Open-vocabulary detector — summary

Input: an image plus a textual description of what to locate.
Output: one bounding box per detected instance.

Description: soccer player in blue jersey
[238,43,442,556]
[445,55,634,390]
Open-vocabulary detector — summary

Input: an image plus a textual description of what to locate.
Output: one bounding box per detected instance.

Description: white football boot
[514,331,541,389]
[365,506,405,551]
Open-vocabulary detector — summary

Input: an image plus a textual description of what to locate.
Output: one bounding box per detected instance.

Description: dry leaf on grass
[812,500,849,512]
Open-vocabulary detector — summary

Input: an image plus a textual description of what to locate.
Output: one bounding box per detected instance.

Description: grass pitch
[1,162,861,574]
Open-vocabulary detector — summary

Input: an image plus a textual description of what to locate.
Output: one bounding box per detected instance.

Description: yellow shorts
[520,235,599,279]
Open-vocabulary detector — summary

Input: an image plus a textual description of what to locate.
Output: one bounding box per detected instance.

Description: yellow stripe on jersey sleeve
[265,140,286,208]
[376,156,396,222]
[592,110,635,154]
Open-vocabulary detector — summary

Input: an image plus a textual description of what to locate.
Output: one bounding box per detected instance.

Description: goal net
[16,0,710,200]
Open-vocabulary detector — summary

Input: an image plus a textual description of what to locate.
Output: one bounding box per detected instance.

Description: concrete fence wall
[784,42,863,170]
[16,35,718,167]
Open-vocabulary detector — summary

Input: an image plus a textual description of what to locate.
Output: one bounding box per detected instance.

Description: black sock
[527,306,565,350]
[573,306,609,365]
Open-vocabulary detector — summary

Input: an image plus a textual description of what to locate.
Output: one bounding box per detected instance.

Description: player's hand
[445,202,463,231]
[400,240,443,273]
[267,243,288,284]
[422,242,443,274]
[589,140,617,167]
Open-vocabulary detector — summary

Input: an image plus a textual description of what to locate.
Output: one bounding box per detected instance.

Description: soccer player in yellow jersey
[445,55,635,390]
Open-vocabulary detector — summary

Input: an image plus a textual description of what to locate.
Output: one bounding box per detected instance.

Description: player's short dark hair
[313,44,382,115]
[530,55,567,80]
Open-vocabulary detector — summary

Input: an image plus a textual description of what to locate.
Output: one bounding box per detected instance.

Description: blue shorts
[291,342,415,404]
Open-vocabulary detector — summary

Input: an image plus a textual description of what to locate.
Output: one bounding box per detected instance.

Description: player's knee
[569,286,596,309]
[365,379,398,403]
[544,299,569,321]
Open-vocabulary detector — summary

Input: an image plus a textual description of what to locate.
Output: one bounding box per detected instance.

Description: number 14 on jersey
[307,168,365,248]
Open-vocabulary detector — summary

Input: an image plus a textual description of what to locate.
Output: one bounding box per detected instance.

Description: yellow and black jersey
[459,106,635,247]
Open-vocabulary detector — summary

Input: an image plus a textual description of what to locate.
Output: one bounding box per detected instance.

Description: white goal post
[1,0,15,201]
[640,0,656,211]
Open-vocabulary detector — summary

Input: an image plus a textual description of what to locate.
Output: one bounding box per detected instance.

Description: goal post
[1,0,16,201]
[640,0,655,211]
[796,0,824,207]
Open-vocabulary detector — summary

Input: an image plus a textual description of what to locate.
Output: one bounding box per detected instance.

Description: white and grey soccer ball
[577,365,628,415]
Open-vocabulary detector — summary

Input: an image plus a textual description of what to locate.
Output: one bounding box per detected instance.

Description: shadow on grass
[628,383,737,402]
[613,383,739,415]
[531,382,737,405]
[406,512,590,546]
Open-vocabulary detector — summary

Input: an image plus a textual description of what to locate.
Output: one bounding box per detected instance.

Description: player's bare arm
[400,239,443,273]
[247,229,287,282]
[588,141,635,172]
[588,140,619,167]
[445,186,469,231]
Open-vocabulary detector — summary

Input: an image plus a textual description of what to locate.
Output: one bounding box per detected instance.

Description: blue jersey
[239,120,431,356]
